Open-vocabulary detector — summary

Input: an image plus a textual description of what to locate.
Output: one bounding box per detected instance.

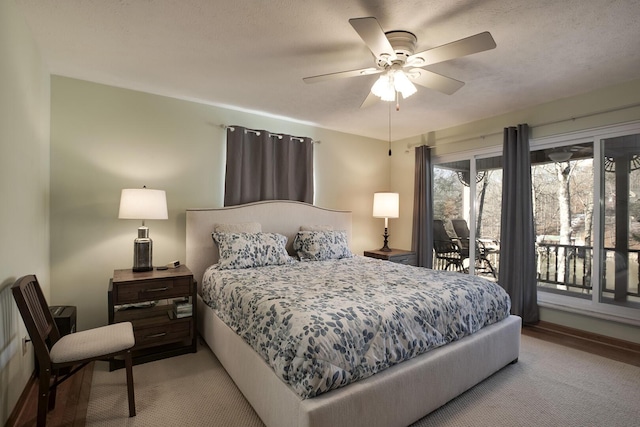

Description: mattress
[201,255,511,399]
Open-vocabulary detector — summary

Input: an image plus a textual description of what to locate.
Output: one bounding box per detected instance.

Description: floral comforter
[201,256,511,399]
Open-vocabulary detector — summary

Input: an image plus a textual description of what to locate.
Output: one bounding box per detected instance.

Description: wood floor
[9,326,640,427]
[10,363,94,427]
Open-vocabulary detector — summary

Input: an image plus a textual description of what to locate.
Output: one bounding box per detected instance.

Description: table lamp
[118,186,168,271]
[373,192,399,252]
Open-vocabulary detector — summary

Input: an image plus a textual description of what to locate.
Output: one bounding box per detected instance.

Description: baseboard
[523,321,640,367]
[5,373,37,427]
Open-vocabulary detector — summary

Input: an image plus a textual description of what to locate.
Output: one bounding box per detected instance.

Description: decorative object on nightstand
[108,265,197,370]
[118,186,168,272]
[372,192,399,252]
[364,248,417,266]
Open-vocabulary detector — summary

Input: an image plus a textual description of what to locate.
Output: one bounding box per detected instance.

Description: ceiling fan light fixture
[371,73,396,101]
[371,70,417,101]
[394,70,417,98]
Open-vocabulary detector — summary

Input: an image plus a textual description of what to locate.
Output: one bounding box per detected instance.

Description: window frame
[432,120,640,326]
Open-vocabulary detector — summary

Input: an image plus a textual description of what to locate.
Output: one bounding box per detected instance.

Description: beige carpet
[86,335,640,427]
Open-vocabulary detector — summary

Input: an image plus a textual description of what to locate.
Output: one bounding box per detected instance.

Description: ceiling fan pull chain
[388,102,392,156]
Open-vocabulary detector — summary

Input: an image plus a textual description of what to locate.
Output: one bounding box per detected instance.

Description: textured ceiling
[16,0,640,141]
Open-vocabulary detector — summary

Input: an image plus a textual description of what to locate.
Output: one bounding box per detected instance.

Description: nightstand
[364,249,417,266]
[108,265,197,370]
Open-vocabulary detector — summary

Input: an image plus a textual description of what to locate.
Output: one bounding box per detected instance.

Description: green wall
[0,0,51,423]
[4,0,640,422]
[50,77,390,331]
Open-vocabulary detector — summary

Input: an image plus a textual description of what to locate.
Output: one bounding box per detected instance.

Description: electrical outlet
[22,336,28,356]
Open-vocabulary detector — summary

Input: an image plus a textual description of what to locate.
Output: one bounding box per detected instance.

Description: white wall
[390,78,640,343]
[50,76,390,331]
[0,0,51,423]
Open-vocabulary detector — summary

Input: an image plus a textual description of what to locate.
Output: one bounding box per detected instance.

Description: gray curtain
[499,124,539,324]
[412,145,433,268]
[224,126,314,206]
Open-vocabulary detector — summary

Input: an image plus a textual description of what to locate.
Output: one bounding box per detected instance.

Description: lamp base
[379,228,392,252]
[133,227,153,272]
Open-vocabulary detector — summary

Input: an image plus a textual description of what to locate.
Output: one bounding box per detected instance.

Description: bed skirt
[197,295,521,427]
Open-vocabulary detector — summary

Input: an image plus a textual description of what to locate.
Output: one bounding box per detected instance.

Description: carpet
[86,335,640,427]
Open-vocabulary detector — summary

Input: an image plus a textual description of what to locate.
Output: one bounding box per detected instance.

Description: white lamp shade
[118,188,168,220]
[373,192,399,218]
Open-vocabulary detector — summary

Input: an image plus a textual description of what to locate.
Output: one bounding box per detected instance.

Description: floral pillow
[293,230,353,261]
[212,232,292,269]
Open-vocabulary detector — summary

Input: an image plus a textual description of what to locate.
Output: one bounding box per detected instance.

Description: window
[599,134,640,308]
[532,142,594,297]
[531,123,640,321]
[432,121,640,323]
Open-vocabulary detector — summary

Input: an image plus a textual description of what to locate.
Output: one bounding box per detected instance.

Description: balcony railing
[431,239,640,304]
[536,242,640,303]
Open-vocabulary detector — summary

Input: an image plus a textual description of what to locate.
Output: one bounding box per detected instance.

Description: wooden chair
[12,275,136,426]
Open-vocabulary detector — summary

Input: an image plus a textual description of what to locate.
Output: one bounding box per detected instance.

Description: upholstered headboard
[186,200,352,291]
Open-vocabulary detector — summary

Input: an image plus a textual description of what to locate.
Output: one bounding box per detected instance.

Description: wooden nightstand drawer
[133,318,192,350]
[112,277,191,304]
[108,265,197,370]
[364,249,417,266]
[390,253,417,265]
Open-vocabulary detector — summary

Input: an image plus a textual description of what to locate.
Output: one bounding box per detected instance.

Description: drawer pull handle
[144,287,169,292]
[145,332,167,339]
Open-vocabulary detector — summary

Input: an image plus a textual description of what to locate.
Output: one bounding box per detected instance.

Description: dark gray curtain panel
[224,126,314,206]
[499,124,539,324]
[412,145,433,268]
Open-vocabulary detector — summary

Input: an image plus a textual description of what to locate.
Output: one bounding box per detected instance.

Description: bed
[186,200,521,427]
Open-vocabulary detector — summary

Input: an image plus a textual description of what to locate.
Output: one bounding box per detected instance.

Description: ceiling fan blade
[408,68,465,95]
[360,91,379,109]
[349,17,396,61]
[407,31,496,67]
[303,67,381,84]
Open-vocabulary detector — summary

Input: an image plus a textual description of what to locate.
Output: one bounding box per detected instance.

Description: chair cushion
[50,322,135,364]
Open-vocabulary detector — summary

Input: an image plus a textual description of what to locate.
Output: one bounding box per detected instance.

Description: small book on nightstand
[170,297,192,319]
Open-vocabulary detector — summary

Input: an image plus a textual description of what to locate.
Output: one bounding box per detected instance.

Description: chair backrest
[433,220,458,254]
[12,275,60,367]
[451,219,470,240]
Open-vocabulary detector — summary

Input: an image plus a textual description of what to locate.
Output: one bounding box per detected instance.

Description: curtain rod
[220,124,320,144]
[406,102,640,150]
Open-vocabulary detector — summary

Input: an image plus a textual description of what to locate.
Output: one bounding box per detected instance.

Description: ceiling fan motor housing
[377,31,417,68]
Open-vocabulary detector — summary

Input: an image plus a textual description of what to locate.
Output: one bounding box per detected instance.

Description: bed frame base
[198,295,521,427]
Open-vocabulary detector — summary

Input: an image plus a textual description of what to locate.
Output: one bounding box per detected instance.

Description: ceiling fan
[303,17,497,108]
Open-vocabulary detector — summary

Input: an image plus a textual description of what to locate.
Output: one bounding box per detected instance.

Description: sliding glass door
[474,156,502,278]
[433,159,470,273]
[432,155,502,279]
